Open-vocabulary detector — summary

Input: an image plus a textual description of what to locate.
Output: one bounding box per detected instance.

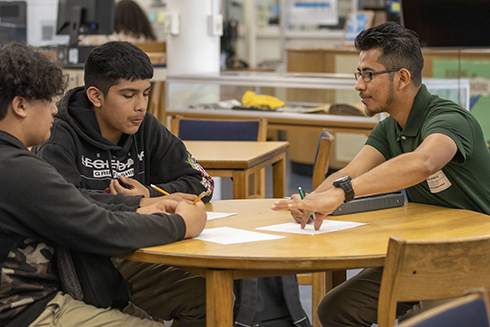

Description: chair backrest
[378,235,490,327]
[398,288,490,327]
[170,116,268,141]
[148,81,165,122]
[135,41,166,53]
[312,129,335,189]
[135,42,166,64]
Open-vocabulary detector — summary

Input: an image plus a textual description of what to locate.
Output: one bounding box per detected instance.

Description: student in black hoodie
[0,42,206,327]
[34,42,213,326]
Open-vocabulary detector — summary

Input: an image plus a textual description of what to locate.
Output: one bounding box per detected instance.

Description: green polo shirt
[366,84,490,214]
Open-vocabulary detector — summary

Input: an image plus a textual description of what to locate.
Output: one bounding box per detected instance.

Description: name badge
[426,170,452,193]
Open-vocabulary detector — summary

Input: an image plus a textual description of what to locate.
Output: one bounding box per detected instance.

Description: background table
[123,199,490,326]
[184,141,288,199]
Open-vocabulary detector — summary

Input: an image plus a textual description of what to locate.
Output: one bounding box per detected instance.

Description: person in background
[0,41,206,327]
[114,0,157,42]
[33,41,213,327]
[272,21,490,326]
[79,0,157,45]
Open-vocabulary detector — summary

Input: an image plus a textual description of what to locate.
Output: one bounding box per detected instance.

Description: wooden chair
[148,80,166,123]
[134,41,166,55]
[134,42,167,124]
[398,288,490,327]
[135,41,166,65]
[378,235,490,327]
[297,129,336,327]
[170,116,268,198]
[312,129,335,189]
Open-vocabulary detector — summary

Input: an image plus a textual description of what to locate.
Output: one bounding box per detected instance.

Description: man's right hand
[137,199,207,238]
[288,193,312,223]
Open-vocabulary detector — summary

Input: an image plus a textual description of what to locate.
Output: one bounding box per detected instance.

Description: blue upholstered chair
[170,116,267,142]
[398,289,490,327]
[378,236,490,327]
[170,116,268,198]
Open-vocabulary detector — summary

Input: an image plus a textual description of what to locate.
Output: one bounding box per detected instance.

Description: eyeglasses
[354,69,402,82]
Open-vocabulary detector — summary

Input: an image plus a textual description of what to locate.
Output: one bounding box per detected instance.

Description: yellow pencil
[192,191,207,205]
[150,184,170,195]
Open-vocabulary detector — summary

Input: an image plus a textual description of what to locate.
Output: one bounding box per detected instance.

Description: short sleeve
[365,118,392,160]
[422,111,474,163]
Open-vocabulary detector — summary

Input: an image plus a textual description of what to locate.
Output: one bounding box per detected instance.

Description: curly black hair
[355,22,424,86]
[0,42,66,120]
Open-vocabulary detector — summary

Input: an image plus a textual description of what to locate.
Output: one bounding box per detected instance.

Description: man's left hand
[109,176,150,198]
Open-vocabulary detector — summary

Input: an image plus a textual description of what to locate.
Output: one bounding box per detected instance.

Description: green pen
[297,187,314,221]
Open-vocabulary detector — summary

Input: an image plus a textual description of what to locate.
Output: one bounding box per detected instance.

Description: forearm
[351,152,434,198]
[313,169,349,193]
[313,144,387,194]
[286,151,436,221]
[272,134,457,231]
[351,134,458,197]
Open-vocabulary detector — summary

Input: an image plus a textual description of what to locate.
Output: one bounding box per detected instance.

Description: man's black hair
[355,21,424,86]
[84,41,154,95]
[0,42,66,120]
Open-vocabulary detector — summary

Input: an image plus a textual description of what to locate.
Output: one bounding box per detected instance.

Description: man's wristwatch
[333,175,355,203]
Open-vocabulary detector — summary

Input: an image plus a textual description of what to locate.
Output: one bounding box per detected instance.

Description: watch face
[336,176,350,183]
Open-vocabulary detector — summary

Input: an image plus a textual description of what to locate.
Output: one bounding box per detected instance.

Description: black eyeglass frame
[354,69,402,82]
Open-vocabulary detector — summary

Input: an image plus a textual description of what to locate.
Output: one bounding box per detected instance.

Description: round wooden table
[123,199,490,327]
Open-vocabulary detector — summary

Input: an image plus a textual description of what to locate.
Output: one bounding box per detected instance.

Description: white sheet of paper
[257,220,366,235]
[195,227,285,245]
[206,212,237,220]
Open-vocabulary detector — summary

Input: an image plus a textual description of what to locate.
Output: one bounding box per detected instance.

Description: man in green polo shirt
[272,21,490,326]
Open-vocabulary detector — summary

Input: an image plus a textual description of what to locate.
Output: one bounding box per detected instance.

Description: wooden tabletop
[125,199,490,273]
[183,141,289,170]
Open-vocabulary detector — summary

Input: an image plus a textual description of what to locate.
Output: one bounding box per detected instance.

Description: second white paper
[257,220,366,235]
[195,227,285,245]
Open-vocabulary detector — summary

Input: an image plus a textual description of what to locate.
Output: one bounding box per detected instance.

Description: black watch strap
[333,176,355,203]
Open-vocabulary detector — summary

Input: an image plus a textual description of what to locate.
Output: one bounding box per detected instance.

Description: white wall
[26,0,69,46]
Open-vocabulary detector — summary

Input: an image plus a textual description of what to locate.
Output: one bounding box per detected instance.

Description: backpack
[234,275,312,327]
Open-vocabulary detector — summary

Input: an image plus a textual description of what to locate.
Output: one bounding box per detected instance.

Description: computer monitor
[400,0,490,48]
[56,0,115,46]
[0,1,26,44]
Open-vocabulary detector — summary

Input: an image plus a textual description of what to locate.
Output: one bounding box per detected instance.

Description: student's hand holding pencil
[136,198,207,238]
[150,184,199,203]
[192,191,208,205]
[175,201,207,238]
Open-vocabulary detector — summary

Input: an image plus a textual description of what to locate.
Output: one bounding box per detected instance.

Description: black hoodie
[34,86,214,205]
